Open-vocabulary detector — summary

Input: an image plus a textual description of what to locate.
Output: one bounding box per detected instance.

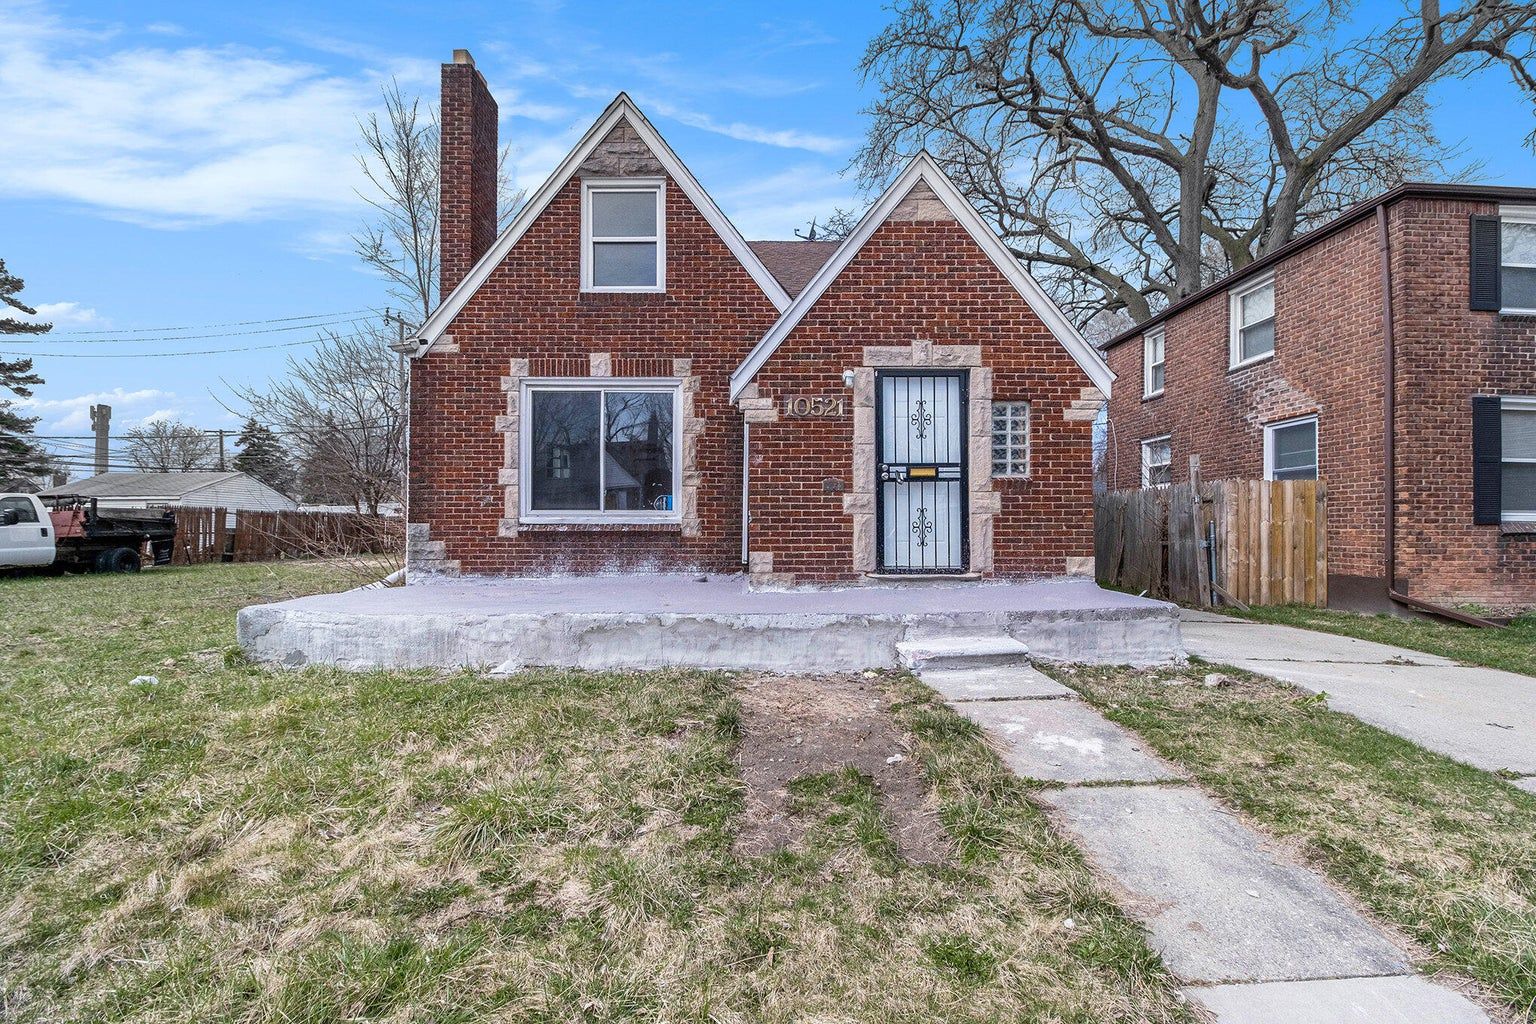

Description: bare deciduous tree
[354,80,526,321]
[124,420,219,473]
[229,326,404,515]
[858,0,1536,325]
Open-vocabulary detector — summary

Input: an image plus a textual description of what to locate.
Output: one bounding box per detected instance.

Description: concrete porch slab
[1184,976,1493,1024]
[1036,785,1409,984]
[920,664,1075,702]
[237,575,1182,673]
[957,698,1185,784]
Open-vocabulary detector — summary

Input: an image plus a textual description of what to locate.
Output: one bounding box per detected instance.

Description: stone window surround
[495,353,703,538]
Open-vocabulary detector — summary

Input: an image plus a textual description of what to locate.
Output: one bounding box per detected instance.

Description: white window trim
[1262,413,1319,482]
[991,401,1031,478]
[1143,327,1165,399]
[519,377,682,524]
[1228,274,1276,370]
[1141,434,1172,488]
[580,178,666,294]
[1497,206,1536,316]
[1501,395,1536,520]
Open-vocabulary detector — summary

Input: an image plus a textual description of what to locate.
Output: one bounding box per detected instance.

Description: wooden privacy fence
[1095,476,1328,608]
[172,507,403,565]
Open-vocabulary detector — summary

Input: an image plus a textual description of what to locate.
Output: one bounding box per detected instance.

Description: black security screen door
[876,370,968,572]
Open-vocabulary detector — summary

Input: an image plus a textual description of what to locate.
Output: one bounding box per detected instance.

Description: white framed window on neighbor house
[1264,414,1319,481]
[1502,396,1536,520]
[1500,208,1536,315]
[1143,327,1165,398]
[520,379,681,523]
[581,179,666,292]
[1229,274,1276,368]
[991,401,1030,477]
[1141,435,1172,487]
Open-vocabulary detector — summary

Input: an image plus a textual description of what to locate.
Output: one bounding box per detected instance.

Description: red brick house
[1101,184,1536,613]
[402,52,1112,585]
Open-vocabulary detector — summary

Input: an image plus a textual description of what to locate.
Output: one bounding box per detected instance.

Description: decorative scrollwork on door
[909,398,932,440]
[910,506,933,548]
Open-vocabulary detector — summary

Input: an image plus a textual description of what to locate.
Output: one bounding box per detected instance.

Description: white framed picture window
[1143,327,1165,398]
[1263,414,1318,481]
[1229,275,1276,368]
[1501,396,1536,520]
[581,179,666,292]
[520,379,681,523]
[1141,435,1172,488]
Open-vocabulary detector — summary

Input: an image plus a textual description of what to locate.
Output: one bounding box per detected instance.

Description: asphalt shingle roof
[38,471,243,498]
[747,240,841,298]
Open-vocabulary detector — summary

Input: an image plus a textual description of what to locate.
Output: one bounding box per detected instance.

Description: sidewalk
[916,659,1494,1023]
[1180,610,1536,790]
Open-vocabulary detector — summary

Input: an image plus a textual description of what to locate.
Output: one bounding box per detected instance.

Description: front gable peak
[411,94,793,355]
[729,154,1115,399]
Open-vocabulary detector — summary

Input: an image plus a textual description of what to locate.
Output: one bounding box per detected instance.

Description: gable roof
[40,471,251,499]
[748,240,840,297]
[411,94,793,355]
[729,153,1115,401]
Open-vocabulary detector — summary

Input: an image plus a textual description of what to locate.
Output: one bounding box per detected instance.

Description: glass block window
[991,402,1030,477]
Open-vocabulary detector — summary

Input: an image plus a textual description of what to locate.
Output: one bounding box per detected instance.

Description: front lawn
[1052,662,1536,1019]
[1226,604,1536,677]
[0,563,1193,1023]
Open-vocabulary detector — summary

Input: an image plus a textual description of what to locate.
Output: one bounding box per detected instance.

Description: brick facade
[1103,191,1536,610]
[409,81,1107,584]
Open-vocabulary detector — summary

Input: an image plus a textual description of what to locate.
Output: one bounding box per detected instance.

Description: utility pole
[89,404,111,475]
[217,429,227,471]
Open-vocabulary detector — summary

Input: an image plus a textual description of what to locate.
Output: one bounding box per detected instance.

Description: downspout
[740,419,751,568]
[1376,204,1500,628]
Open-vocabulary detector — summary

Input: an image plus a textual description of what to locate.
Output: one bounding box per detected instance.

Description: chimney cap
[452,48,475,66]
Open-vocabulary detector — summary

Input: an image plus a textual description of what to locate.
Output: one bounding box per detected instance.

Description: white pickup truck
[1,493,177,573]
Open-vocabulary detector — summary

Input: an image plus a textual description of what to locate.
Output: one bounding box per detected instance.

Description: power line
[7,314,384,345]
[44,308,381,335]
[1,338,330,358]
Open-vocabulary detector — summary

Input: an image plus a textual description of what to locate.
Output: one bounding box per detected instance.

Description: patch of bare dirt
[733,673,947,864]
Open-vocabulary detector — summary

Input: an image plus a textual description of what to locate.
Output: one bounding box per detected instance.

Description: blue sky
[1,0,1532,476]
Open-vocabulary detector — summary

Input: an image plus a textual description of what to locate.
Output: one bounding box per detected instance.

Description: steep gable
[410,95,792,356]
[730,155,1114,399]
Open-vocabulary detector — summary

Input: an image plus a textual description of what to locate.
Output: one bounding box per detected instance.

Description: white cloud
[645,100,853,155]
[716,165,861,238]
[6,301,107,328]
[17,386,177,431]
[0,3,381,225]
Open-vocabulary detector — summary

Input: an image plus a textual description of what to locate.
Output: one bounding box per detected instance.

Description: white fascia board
[729,152,1115,401]
[413,94,791,356]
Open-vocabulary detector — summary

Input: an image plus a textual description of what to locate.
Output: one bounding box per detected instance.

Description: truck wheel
[96,547,142,573]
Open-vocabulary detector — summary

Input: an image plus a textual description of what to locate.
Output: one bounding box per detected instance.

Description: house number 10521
[783,395,847,417]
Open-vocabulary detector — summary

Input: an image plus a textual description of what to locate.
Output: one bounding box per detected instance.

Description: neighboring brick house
[403,51,1112,585]
[1101,183,1536,612]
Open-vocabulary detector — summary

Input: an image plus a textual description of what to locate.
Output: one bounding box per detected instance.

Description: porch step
[896,636,1031,672]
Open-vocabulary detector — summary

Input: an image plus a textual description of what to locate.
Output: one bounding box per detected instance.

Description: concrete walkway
[1180,611,1536,790]
[915,658,1494,1023]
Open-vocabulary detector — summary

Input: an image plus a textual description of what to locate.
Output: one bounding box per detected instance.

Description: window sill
[518,520,682,533]
[1499,521,1536,535]
[1142,390,1164,402]
[1228,353,1275,373]
[1499,308,1536,318]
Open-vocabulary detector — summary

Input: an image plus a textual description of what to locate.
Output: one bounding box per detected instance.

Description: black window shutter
[1469,215,1501,311]
[1472,395,1502,525]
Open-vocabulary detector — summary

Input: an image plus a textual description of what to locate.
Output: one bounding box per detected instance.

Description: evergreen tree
[0,258,54,489]
[233,417,296,495]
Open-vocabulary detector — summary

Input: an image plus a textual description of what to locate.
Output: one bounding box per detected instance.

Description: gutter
[740,420,751,567]
[1375,204,1500,629]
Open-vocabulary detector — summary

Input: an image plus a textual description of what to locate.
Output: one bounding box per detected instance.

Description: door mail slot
[907,466,938,479]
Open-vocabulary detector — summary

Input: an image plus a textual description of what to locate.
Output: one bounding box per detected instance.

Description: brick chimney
[439,49,498,299]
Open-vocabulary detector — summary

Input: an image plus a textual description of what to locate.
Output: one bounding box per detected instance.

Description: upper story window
[581,179,665,293]
[1229,275,1276,368]
[1141,435,1172,487]
[1264,415,1318,481]
[521,380,680,523]
[1500,212,1536,314]
[1143,327,1165,398]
